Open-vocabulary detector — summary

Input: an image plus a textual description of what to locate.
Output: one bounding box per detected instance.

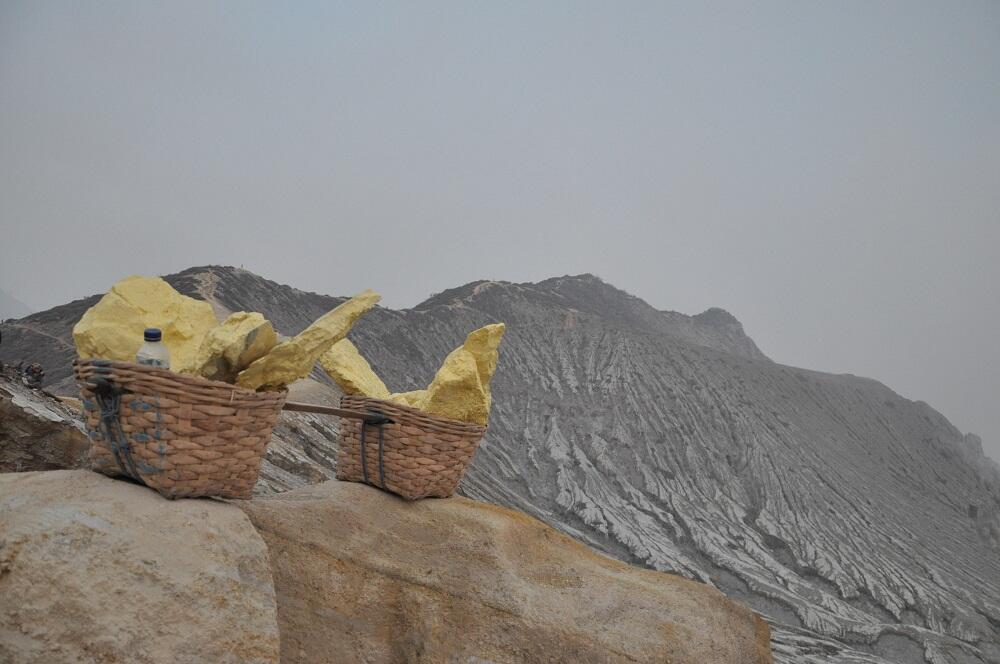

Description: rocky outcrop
[0,470,281,664]
[0,470,770,663]
[0,375,88,472]
[241,479,772,664]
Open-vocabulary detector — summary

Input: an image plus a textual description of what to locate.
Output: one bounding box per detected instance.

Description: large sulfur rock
[420,322,506,425]
[183,311,278,382]
[421,347,487,424]
[318,338,389,399]
[72,275,218,371]
[236,290,380,391]
[0,470,280,664]
[241,480,773,664]
[457,322,504,412]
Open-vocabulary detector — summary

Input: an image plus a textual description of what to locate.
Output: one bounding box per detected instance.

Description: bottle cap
[144,328,162,342]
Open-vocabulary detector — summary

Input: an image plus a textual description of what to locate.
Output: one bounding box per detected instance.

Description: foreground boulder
[242,480,772,664]
[0,471,280,664]
[0,467,772,663]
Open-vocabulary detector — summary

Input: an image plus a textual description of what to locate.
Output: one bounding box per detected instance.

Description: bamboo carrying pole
[282,400,393,424]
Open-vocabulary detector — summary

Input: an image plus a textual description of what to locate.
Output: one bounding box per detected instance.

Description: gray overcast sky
[2,2,998,459]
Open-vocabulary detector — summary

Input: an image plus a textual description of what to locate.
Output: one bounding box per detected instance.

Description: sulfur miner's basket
[74,359,286,499]
[336,395,486,500]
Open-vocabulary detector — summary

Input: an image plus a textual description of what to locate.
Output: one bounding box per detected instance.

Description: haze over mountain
[2,265,997,664]
[0,289,32,321]
[3,1,999,462]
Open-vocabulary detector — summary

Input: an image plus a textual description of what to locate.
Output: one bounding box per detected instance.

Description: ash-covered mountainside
[2,265,998,664]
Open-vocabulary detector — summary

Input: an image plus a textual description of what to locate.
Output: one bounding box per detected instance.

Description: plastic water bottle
[136,328,171,369]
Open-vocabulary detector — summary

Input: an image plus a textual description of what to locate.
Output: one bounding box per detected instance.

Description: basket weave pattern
[74,359,286,499]
[336,395,486,500]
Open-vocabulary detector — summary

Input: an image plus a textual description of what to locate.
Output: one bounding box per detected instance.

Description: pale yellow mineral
[72,275,218,370]
[459,323,505,410]
[235,290,380,391]
[319,339,390,399]
[420,348,487,424]
[420,323,505,426]
[387,389,429,409]
[183,312,278,383]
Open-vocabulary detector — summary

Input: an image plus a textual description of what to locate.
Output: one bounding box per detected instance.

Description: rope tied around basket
[279,400,394,490]
[88,366,145,484]
[359,410,391,490]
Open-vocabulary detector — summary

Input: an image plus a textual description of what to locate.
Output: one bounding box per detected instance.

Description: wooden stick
[282,400,391,423]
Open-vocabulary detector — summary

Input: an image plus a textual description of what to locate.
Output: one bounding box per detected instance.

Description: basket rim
[73,358,287,399]
[341,394,487,434]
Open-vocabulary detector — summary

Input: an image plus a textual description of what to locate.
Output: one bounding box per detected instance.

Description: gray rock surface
[0,373,88,472]
[0,470,280,664]
[4,265,999,664]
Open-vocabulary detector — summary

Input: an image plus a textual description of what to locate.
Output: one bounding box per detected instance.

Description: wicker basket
[336,395,486,500]
[74,359,286,499]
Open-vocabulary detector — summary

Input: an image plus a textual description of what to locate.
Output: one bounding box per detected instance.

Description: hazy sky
[2,2,998,458]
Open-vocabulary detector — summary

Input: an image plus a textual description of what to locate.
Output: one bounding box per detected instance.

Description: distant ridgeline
[2,265,998,664]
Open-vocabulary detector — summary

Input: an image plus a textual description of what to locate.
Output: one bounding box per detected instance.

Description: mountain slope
[2,265,997,664]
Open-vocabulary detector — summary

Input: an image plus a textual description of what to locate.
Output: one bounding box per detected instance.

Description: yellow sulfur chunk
[73,276,218,370]
[420,323,505,426]
[320,339,390,399]
[236,290,380,391]
[460,323,505,411]
[421,348,487,425]
[183,312,278,383]
[388,390,429,409]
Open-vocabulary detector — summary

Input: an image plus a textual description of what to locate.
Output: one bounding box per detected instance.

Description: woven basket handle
[282,400,392,425]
